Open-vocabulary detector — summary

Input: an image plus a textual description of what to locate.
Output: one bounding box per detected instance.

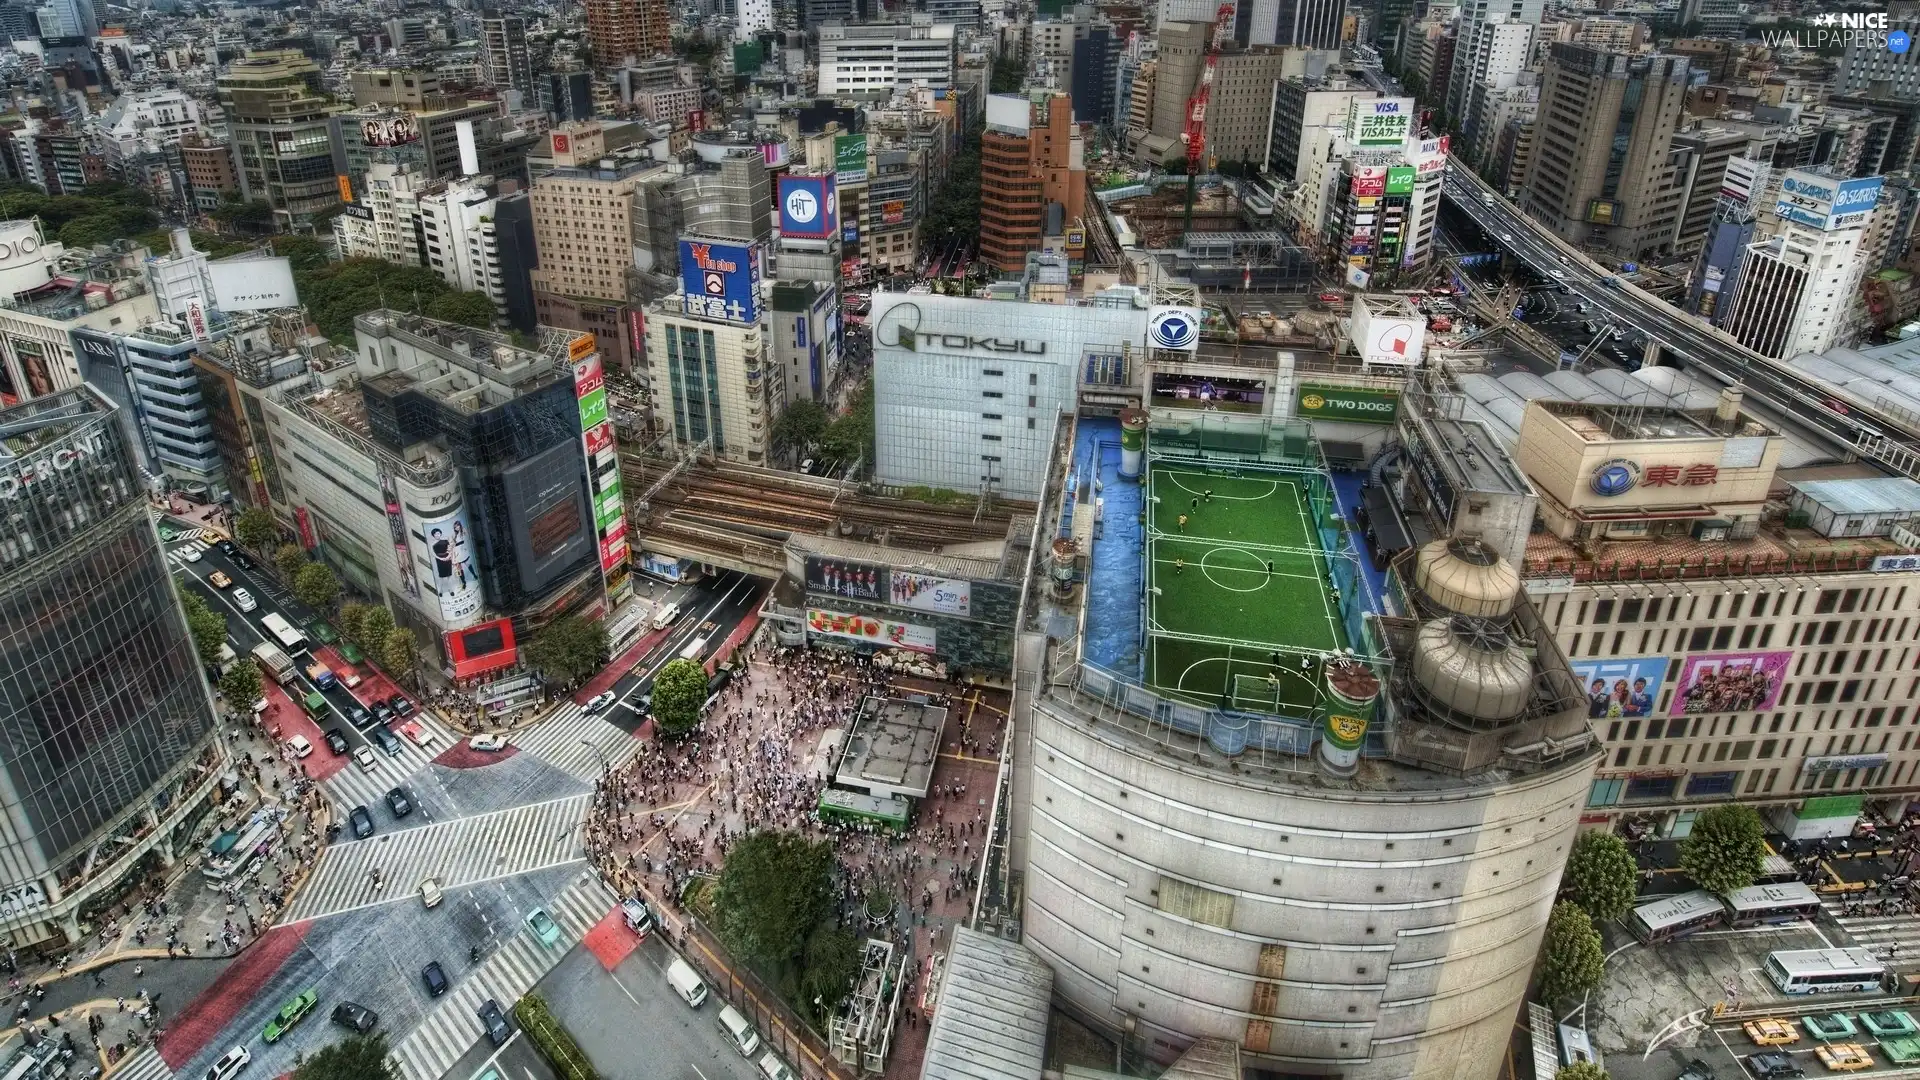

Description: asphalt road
[594,570,766,735]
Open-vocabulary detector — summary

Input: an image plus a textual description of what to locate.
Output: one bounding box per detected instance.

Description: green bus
[303,691,327,719]
[817,788,910,831]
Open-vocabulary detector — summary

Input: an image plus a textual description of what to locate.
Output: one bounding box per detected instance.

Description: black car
[1677,1059,1715,1080]
[389,694,414,717]
[215,539,237,557]
[477,999,511,1046]
[348,706,375,729]
[349,806,374,839]
[1748,1052,1804,1079]
[329,1002,378,1033]
[232,553,254,571]
[373,701,394,723]
[385,787,412,817]
[422,961,449,997]
[322,729,349,755]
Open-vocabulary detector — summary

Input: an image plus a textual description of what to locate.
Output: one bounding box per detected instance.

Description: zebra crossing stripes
[112,1047,172,1080]
[1824,895,1920,961]
[321,715,461,810]
[509,702,643,783]
[390,871,616,1080]
[283,794,590,923]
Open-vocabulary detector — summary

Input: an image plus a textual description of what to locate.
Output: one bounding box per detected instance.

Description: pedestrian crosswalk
[114,1047,172,1080]
[321,714,461,811]
[1824,895,1920,961]
[508,702,644,783]
[284,794,591,923]
[164,538,210,567]
[391,870,616,1080]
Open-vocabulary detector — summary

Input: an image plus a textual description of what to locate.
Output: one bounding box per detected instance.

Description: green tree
[424,289,498,329]
[524,616,610,687]
[275,543,308,583]
[220,659,263,708]
[336,602,372,648]
[818,379,874,471]
[292,257,496,343]
[1679,804,1768,895]
[235,507,279,552]
[1555,1065,1608,1080]
[293,561,340,612]
[1539,901,1605,1005]
[179,591,228,667]
[291,1033,397,1080]
[922,127,983,245]
[1562,831,1639,923]
[989,54,1024,93]
[651,657,710,737]
[772,399,831,460]
[359,607,397,657]
[380,628,417,684]
[798,926,862,1027]
[712,829,836,973]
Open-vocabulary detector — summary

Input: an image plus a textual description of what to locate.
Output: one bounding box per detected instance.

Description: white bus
[1629,891,1726,944]
[1725,881,1822,928]
[261,612,307,652]
[1765,948,1886,996]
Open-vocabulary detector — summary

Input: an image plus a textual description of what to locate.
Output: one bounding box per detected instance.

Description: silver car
[233,589,258,612]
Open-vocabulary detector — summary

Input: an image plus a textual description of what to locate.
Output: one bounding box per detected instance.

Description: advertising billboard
[183,296,211,342]
[502,442,593,596]
[360,113,421,147]
[880,200,906,224]
[779,175,839,239]
[1295,383,1399,424]
[807,608,935,653]
[1351,168,1387,197]
[678,238,761,325]
[1670,651,1792,716]
[835,134,868,183]
[422,505,483,625]
[806,556,885,601]
[574,352,627,578]
[1774,171,1881,230]
[1150,372,1266,413]
[1570,656,1670,719]
[1385,167,1416,195]
[1352,301,1425,366]
[379,471,421,600]
[568,333,596,362]
[445,617,518,679]
[209,257,297,311]
[889,572,971,616]
[1347,97,1414,146]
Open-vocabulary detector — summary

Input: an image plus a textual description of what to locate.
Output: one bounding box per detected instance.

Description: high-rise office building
[0,387,225,946]
[980,93,1087,274]
[1670,125,1752,252]
[218,51,347,231]
[585,0,671,67]
[1522,45,1689,260]
[1722,199,1872,358]
[1244,0,1344,48]
[1444,0,1539,128]
[528,124,657,372]
[1455,16,1533,152]
[1839,15,1920,95]
[816,18,957,96]
[480,10,534,95]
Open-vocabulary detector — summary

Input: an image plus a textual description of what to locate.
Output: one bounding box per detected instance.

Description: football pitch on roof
[1144,463,1347,713]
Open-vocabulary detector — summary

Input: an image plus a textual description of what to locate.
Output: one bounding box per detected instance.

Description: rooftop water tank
[1410,616,1534,722]
[1413,538,1519,619]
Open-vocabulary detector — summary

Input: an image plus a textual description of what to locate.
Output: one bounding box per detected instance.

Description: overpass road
[1438,157,1920,479]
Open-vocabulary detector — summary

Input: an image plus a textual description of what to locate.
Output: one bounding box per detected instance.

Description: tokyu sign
[1296,384,1400,424]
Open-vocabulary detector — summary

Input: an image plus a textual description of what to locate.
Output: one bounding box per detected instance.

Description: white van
[652,603,681,631]
[757,1051,798,1080]
[717,1004,762,1058]
[667,957,708,1008]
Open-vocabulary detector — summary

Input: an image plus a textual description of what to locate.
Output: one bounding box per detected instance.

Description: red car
[1317,292,1344,303]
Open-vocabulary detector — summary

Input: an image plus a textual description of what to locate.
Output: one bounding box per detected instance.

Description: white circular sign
[785,189,819,224]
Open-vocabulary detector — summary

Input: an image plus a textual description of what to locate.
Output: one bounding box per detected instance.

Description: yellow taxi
[209,571,232,588]
[1816,1043,1874,1072]
[1745,1018,1801,1046]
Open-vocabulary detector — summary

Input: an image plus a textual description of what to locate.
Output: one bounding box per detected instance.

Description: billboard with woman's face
[420,505,482,627]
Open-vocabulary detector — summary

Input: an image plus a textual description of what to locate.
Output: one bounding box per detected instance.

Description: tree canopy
[1555,1065,1609,1080]
[380,628,417,684]
[651,658,709,737]
[234,507,280,552]
[293,561,340,613]
[1679,804,1767,895]
[922,127,983,246]
[817,379,874,472]
[220,660,263,709]
[524,616,609,688]
[275,543,308,584]
[1539,901,1605,1005]
[0,182,158,250]
[772,399,831,461]
[711,829,856,1023]
[1562,831,1639,924]
[297,257,496,343]
[292,1033,397,1080]
[179,591,228,668]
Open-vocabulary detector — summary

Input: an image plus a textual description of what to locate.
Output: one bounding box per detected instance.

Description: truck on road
[304,662,336,690]
[251,643,297,685]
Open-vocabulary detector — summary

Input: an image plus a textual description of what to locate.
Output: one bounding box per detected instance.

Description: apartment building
[480,10,534,95]
[585,0,671,66]
[528,124,656,372]
[817,18,957,97]
[980,93,1087,274]
[218,51,348,231]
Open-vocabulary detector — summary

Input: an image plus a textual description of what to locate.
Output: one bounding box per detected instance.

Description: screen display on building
[1150,372,1266,413]
[445,617,518,678]
[502,441,594,597]
[678,238,761,324]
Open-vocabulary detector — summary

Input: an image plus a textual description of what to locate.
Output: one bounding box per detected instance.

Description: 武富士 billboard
[678,238,761,324]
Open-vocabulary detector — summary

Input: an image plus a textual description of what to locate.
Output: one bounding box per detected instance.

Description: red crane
[1181,1,1237,234]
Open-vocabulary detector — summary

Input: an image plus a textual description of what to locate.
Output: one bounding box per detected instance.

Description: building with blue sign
[643,235,780,465]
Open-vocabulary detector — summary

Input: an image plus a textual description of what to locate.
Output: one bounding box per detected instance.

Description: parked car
[422,961,449,997]
[1676,1060,1715,1080]
[232,553,254,571]
[1747,1052,1805,1079]
[621,897,654,938]
[233,589,257,612]
[262,989,318,1043]
[1745,1019,1800,1047]
[386,787,412,817]
[526,907,562,947]
[477,999,511,1046]
[323,729,349,755]
[285,734,313,758]
[468,734,508,752]
[329,1002,379,1033]
[349,806,374,839]
[389,694,415,717]
[205,1046,250,1080]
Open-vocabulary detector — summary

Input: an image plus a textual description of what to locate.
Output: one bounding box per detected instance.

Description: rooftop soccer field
[1144,462,1349,713]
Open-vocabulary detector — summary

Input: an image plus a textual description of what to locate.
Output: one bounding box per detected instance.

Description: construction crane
[1180,0,1236,236]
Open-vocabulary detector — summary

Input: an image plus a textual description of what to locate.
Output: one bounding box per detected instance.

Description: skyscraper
[1244,0,1344,48]
[584,0,671,67]
[218,50,347,231]
[0,386,224,944]
[1521,45,1690,260]
[480,10,534,95]
[979,92,1087,273]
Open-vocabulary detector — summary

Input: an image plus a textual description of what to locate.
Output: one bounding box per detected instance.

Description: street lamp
[580,737,610,775]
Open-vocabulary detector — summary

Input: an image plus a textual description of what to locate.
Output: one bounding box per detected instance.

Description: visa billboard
[779,175,839,239]
[679,238,761,324]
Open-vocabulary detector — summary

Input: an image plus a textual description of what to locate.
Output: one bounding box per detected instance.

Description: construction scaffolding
[828,938,909,1075]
